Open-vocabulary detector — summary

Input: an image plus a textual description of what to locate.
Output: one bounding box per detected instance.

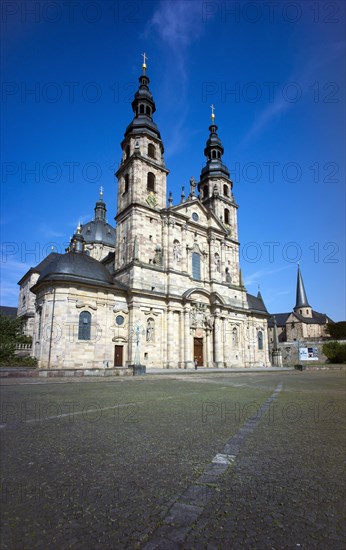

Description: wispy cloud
[244,265,292,286]
[39,223,65,238]
[146,1,212,157]
[240,40,345,147]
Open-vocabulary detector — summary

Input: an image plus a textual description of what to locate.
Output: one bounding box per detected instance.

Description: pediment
[170,199,227,234]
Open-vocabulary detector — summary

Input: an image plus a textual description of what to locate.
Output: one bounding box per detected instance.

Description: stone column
[209,237,216,281]
[181,224,188,273]
[214,311,223,367]
[223,320,232,367]
[206,329,213,368]
[127,306,135,366]
[166,307,174,368]
[162,218,168,270]
[179,310,185,368]
[220,241,226,282]
[184,306,193,368]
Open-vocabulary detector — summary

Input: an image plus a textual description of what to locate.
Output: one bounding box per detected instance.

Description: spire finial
[210,104,215,122]
[100,186,104,199]
[141,52,148,73]
[181,186,185,203]
[77,223,81,234]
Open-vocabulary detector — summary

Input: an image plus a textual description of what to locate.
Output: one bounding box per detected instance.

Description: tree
[327,321,346,339]
[0,315,23,362]
[322,341,346,364]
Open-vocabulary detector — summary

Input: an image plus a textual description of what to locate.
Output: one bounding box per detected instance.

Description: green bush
[0,356,38,368]
[322,341,346,364]
[327,321,346,339]
[16,334,33,344]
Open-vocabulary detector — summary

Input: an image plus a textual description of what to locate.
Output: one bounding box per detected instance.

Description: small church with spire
[268,265,333,344]
[17,56,271,369]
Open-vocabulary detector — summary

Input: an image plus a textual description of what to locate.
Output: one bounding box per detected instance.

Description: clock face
[192,212,199,222]
[146,193,158,208]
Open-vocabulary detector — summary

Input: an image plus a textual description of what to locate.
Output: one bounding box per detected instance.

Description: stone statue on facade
[146,319,155,342]
[173,241,181,262]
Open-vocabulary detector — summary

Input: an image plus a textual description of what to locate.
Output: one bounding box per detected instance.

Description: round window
[192,212,199,222]
[116,315,125,326]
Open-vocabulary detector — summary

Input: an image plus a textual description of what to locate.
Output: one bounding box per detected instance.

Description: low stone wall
[0,367,137,378]
[271,339,331,366]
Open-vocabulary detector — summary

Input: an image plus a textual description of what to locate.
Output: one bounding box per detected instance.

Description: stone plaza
[1,369,345,548]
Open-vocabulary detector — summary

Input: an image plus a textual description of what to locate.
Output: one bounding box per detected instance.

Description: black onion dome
[123,70,163,145]
[200,123,230,181]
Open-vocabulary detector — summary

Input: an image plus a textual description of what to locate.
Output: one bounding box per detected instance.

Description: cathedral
[17,59,271,369]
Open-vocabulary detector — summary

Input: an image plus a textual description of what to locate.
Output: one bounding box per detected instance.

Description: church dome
[81,219,115,247]
[37,252,114,286]
[80,191,116,248]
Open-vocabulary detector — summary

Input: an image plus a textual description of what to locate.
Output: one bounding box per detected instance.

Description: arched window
[224,208,230,224]
[146,106,151,116]
[125,145,130,160]
[232,327,238,347]
[217,151,221,159]
[192,252,201,280]
[203,185,209,198]
[146,318,155,342]
[147,172,155,192]
[212,150,217,159]
[148,143,156,159]
[258,331,263,350]
[78,311,91,341]
[124,174,129,194]
[139,104,145,114]
[223,184,228,197]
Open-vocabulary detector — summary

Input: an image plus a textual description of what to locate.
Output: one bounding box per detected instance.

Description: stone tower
[198,108,240,286]
[114,56,169,280]
[198,108,238,241]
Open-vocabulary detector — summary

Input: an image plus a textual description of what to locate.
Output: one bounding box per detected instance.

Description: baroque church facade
[17,60,271,369]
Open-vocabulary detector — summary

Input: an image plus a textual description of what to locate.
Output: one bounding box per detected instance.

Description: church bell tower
[114,55,169,274]
[198,107,238,242]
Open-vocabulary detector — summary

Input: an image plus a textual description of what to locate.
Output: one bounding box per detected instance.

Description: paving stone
[163,502,203,526]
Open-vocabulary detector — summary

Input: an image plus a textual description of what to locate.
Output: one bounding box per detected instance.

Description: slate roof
[268,311,333,327]
[247,293,268,314]
[17,252,60,285]
[81,219,116,247]
[32,253,127,291]
[267,313,291,328]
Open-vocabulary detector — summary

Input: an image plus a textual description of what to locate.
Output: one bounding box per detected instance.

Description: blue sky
[1,0,345,320]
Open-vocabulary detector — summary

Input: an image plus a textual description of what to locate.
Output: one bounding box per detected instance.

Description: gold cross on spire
[210,104,215,122]
[100,185,104,198]
[141,52,148,71]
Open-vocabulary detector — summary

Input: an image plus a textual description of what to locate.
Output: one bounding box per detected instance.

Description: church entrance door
[114,345,123,367]
[194,337,203,366]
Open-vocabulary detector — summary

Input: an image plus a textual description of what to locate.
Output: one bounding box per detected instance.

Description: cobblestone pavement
[1,371,345,549]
